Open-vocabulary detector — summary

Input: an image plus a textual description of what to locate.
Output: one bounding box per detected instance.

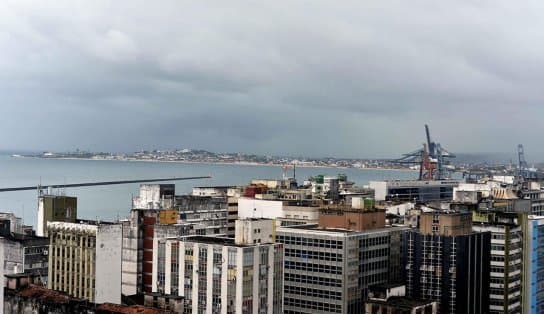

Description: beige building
[47,221,122,304]
[419,210,472,236]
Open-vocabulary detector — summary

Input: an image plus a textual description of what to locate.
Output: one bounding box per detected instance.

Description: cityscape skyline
[2,2,544,158]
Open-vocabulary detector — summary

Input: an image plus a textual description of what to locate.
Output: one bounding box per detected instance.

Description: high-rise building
[520,215,544,314]
[405,211,491,314]
[472,214,522,314]
[122,184,231,297]
[47,220,122,304]
[151,218,283,313]
[37,195,77,237]
[123,184,178,296]
[277,208,405,314]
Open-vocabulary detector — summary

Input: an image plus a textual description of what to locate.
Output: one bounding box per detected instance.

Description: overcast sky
[1,1,543,159]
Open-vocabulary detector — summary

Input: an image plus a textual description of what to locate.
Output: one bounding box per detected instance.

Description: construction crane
[396,124,455,180]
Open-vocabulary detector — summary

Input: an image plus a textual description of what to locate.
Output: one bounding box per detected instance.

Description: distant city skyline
[2,2,544,158]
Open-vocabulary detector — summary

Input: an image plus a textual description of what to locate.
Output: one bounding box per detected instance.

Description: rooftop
[180,235,275,247]
[368,296,436,309]
[97,303,175,314]
[280,223,406,234]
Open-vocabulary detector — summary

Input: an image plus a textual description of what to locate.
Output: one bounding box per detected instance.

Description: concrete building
[277,210,405,314]
[235,218,275,245]
[123,184,180,296]
[404,211,491,314]
[37,195,77,237]
[518,181,544,215]
[191,186,242,236]
[369,180,459,202]
[473,222,522,314]
[238,197,320,226]
[176,195,229,235]
[123,184,231,297]
[132,184,175,210]
[0,212,23,234]
[48,220,122,304]
[152,219,283,313]
[318,207,385,231]
[0,233,49,282]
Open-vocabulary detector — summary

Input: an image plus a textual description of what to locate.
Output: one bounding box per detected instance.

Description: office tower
[405,211,491,314]
[277,208,405,314]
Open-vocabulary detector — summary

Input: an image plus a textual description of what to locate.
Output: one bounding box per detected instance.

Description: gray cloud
[1,1,544,159]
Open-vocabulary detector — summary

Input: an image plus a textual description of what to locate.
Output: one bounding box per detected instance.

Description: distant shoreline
[14,156,418,173]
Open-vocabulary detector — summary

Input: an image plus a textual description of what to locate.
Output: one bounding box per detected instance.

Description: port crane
[396,125,455,180]
[517,144,539,182]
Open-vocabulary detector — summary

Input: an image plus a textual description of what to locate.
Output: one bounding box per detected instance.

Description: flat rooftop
[180,235,271,247]
[279,223,407,234]
[368,296,435,309]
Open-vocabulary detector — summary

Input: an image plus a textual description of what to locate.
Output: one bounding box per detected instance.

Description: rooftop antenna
[293,163,296,180]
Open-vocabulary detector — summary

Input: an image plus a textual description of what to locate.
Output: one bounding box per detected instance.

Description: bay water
[0,155,417,228]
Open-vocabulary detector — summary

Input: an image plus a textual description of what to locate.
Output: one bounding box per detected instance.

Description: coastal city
[0,127,543,314]
[3,2,544,314]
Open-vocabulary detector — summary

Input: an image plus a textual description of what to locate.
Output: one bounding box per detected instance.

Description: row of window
[285,248,342,262]
[285,273,341,287]
[285,285,341,300]
[284,298,341,313]
[284,261,342,274]
[277,235,343,249]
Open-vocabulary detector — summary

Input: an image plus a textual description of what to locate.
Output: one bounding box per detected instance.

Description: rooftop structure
[369,179,459,202]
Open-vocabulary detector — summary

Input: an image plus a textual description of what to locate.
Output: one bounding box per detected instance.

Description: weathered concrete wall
[95,224,122,304]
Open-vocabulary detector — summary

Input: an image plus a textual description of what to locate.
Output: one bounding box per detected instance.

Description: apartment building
[47,220,122,304]
[152,219,283,313]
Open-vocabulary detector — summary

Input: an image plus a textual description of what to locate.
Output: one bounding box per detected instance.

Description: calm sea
[0,155,417,228]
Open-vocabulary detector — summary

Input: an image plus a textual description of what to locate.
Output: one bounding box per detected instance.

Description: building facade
[152,235,283,313]
[405,211,491,314]
[277,224,405,314]
[47,221,122,304]
[521,215,544,314]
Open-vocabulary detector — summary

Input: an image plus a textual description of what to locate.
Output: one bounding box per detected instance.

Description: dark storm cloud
[1,1,544,159]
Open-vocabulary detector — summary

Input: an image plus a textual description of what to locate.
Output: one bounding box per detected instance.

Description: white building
[47,221,122,304]
[132,184,175,210]
[237,197,319,226]
[152,219,283,313]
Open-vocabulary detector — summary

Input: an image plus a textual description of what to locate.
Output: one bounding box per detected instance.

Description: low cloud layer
[1,1,543,159]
